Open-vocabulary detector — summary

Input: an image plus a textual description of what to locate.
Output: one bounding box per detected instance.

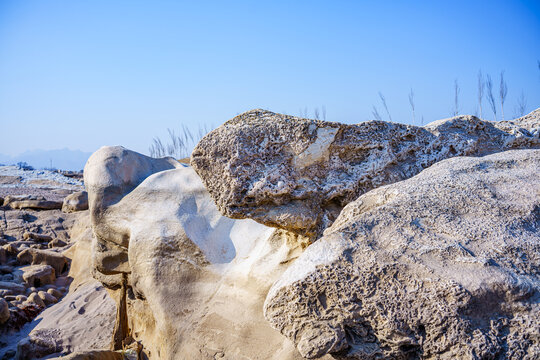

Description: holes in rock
[128,286,145,301]
[399,343,420,354]
[344,324,374,346]
[317,292,327,310]
[22,214,37,222]
[417,324,426,339]
[34,278,41,288]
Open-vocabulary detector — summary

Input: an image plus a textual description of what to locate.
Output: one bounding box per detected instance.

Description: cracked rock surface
[264,149,540,359]
[191,109,540,238]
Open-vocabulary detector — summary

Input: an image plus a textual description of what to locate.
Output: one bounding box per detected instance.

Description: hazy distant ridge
[0,148,92,171]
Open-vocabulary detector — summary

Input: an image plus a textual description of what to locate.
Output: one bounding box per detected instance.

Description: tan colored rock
[23,231,53,242]
[27,291,45,307]
[47,350,124,360]
[0,298,9,324]
[85,146,316,359]
[84,146,180,281]
[47,288,62,299]
[264,149,540,359]
[3,243,20,256]
[21,265,56,287]
[15,211,116,360]
[4,195,62,210]
[17,248,68,275]
[192,109,540,238]
[38,290,57,305]
[17,282,115,358]
[0,207,77,248]
[62,191,89,213]
[48,238,68,248]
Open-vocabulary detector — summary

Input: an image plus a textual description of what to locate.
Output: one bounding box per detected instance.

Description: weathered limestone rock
[85,146,316,360]
[48,238,68,248]
[84,146,180,283]
[37,289,57,305]
[17,248,68,275]
[47,288,62,298]
[192,109,540,238]
[264,149,540,359]
[4,195,62,210]
[14,212,116,360]
[0,207,77,249]
[62,191,89,213]
[498,108,540,132]
[0,281,25,295]
[27,291,45,307]
[16,282,116,359]
[20,265,56,287]
[23,231,53,242]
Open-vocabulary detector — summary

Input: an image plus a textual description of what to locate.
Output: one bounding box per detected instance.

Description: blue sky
[1,0,539,156]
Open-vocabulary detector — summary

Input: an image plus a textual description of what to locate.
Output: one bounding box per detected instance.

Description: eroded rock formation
[264,149,540,359]
[191,109,539,238]
[85,146,316,359]
[15,213,117,359]
[62,191,89,213]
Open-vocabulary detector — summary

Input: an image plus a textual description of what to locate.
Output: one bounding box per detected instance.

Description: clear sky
[1,0,539,156]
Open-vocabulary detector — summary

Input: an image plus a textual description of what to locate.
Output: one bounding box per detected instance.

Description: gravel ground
[0,166,84,203]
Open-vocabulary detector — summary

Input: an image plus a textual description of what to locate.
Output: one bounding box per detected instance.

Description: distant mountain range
[0,148,93,171]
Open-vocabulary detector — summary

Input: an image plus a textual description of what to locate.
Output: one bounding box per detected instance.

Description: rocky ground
[1,109,539,360]
[0,167,96,359]
[85,109,538,360]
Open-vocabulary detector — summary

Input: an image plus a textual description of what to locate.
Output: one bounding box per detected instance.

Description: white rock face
[84,146,181,281]
[85,146,315,360]
[264,149,540,359]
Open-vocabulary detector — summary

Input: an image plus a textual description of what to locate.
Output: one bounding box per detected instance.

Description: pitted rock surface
[191,109,540,238]
[263,149,540,359]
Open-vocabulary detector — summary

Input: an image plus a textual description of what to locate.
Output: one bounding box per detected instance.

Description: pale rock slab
[16,282,116,359]
[264,149,540,359]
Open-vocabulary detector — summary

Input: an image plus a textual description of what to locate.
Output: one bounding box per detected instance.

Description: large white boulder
[264,149,540,359]
[84,146,314,359]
